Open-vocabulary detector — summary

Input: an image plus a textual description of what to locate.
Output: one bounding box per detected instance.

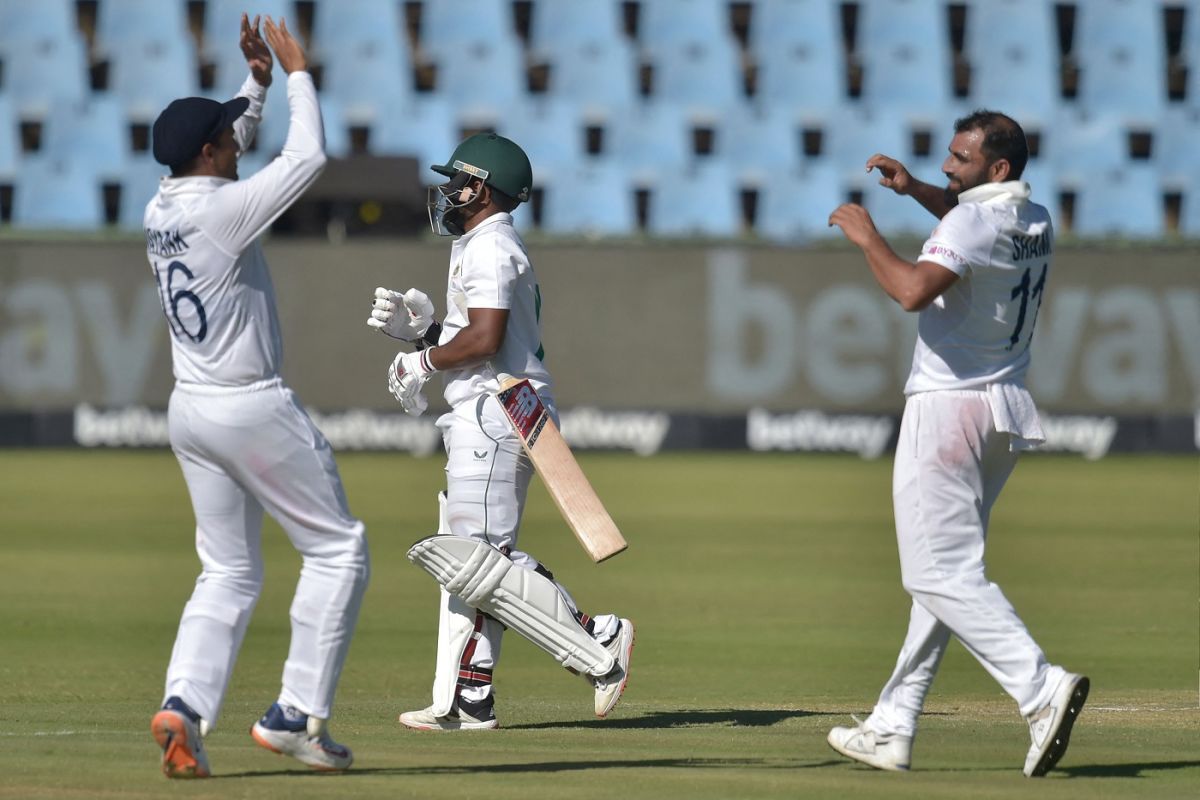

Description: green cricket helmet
[427,133,533,236]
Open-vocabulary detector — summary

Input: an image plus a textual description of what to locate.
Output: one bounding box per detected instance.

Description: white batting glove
[388,349,437,416]
[368,287,436,342]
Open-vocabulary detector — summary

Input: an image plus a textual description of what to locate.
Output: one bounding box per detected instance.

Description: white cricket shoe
[151,697,210,779]
[399,699,499,731]
[250,703,353,771]
[827,716,912,771]
[592,618,635,718]
[1023,672,1089,777]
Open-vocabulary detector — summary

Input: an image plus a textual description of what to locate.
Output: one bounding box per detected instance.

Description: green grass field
[0,450,1196,799]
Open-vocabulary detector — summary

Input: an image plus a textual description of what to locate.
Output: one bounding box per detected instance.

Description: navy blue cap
[152,96,250,169]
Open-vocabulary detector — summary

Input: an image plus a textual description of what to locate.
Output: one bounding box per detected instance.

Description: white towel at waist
[987,381,1045,452]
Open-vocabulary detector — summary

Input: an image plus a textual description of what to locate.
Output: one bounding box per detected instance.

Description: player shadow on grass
[1056,760,1200,778]
[216,757,849,778]
[505,708,829,730]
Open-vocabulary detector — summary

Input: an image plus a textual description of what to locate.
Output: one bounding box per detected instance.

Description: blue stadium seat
[318,37,413,124]
[1042,111,1126,190]
[311,0,409,60]
[0,0,76,47]
[1180,186,1200,238]
[750,0,846,119]
[13,157,104,229]
[714,108,803,185]
[117,154,166,230]
[420,0,513,50]
[1072,164,1163,238]
[1017,159,1061,220]
[754,162,847,242]
[637,0,732,49]
[650,39,746,118]
[820,107,913,189]
[541,159,637,237]
[528,0,626,55]
[496,100,587,182]
[1155,106,1200,191]
[965,0,1059,128]
[431,36,525,124]
[40,96,129,181]
[1185,0,1200,109]
[603,102,694,183]
[94,0,190,55]
[1072,0,1166,123]
[1,35,89,117]
[856,0,953,122]
[646,161,742,238]
[368,95,460,179]
[0,95,17,181]
[541,38,640,118]
[108,38,201,122]
[203,0,295,60]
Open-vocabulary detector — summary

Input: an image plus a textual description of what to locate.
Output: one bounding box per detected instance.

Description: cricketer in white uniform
[826,110,1088,777]
[146,16,366,779]
[367,134,634,729]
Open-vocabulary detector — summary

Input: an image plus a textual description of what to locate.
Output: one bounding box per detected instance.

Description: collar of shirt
[157,175,235,196]
[456,211,513,243]
[958,179,1031,206]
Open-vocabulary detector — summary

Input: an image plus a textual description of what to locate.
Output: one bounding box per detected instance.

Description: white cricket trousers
[867,390,1064,739]
[163,379,369,727]
[434,394,617,704]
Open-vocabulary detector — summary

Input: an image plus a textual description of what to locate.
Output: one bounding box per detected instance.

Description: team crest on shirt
[473,450,488,461]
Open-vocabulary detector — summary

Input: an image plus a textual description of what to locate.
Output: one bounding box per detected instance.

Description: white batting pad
[431,588,476,716]
[408,535,615,677]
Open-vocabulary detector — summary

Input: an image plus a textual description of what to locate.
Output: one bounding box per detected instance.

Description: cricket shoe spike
[251,703,353,771]
[399,697,499,731]
[1024,673,1089,777]
[827,716,912,771]
[592,618,635,717]
[151,696,211,779]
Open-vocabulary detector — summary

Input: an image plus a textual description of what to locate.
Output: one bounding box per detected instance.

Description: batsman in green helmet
[365,133,636,730]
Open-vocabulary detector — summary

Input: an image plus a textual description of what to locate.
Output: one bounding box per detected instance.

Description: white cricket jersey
[439,212,555,411]
[143,72,326,388]
[905,180,1053,394]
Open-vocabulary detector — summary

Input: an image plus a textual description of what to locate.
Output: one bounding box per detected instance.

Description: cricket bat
[495,374,628,563]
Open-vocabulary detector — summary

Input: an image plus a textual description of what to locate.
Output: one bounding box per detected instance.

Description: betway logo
[747,408,894,459]
[74,405,442,454]
[559,408,670,456]
[1037,413,1118,460]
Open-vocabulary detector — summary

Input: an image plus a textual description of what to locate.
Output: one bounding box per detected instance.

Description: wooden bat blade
[496,376,627,563]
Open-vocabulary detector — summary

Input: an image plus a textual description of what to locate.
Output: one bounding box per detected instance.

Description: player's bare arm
[262,16,306,74]
[867,154,955,219]
[239,13,273,86]
[829,203,958,312]
[426,308,507,371]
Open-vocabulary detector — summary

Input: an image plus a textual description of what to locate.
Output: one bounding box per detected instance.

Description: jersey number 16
[153,260,208,343]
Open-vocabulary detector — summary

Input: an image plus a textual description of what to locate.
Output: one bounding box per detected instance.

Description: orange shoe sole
[151,711,209,779]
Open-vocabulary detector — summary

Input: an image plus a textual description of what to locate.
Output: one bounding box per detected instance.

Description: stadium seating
[637,0,732,49]
[539,38,641,118]
[107,38,201,122]
[496,100,589,182]
[1043,111,1128,190]
[646,161,742,238]
[713,108,804,185]
[94,0,190,55]
[0,0,76,48]
[2,35,90,118]
[1072,0,1167,124]
[856,0,954,123]
[603,102,695,184]
[964,0,1059,128]
[528,0,626,53]
[0,95,17,182]
[1155,106,1200,191]
[203,0,296,60]
[750,0,846,120]
[13,157,104,229]
[753,162,847,242]
[117,154,166,230]
[1187,0,1200,110]
[649,39,746,119]
[40,96,129,181]
[367,95,461,179]
[540,159,638,237]
[1071,164,1165,239]
[419,0,514,52]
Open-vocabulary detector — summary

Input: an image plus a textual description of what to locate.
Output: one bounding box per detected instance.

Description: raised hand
[263,16,307,75]
[828,203,882,250]
[240,13,273,86]
[866,154,914,196]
